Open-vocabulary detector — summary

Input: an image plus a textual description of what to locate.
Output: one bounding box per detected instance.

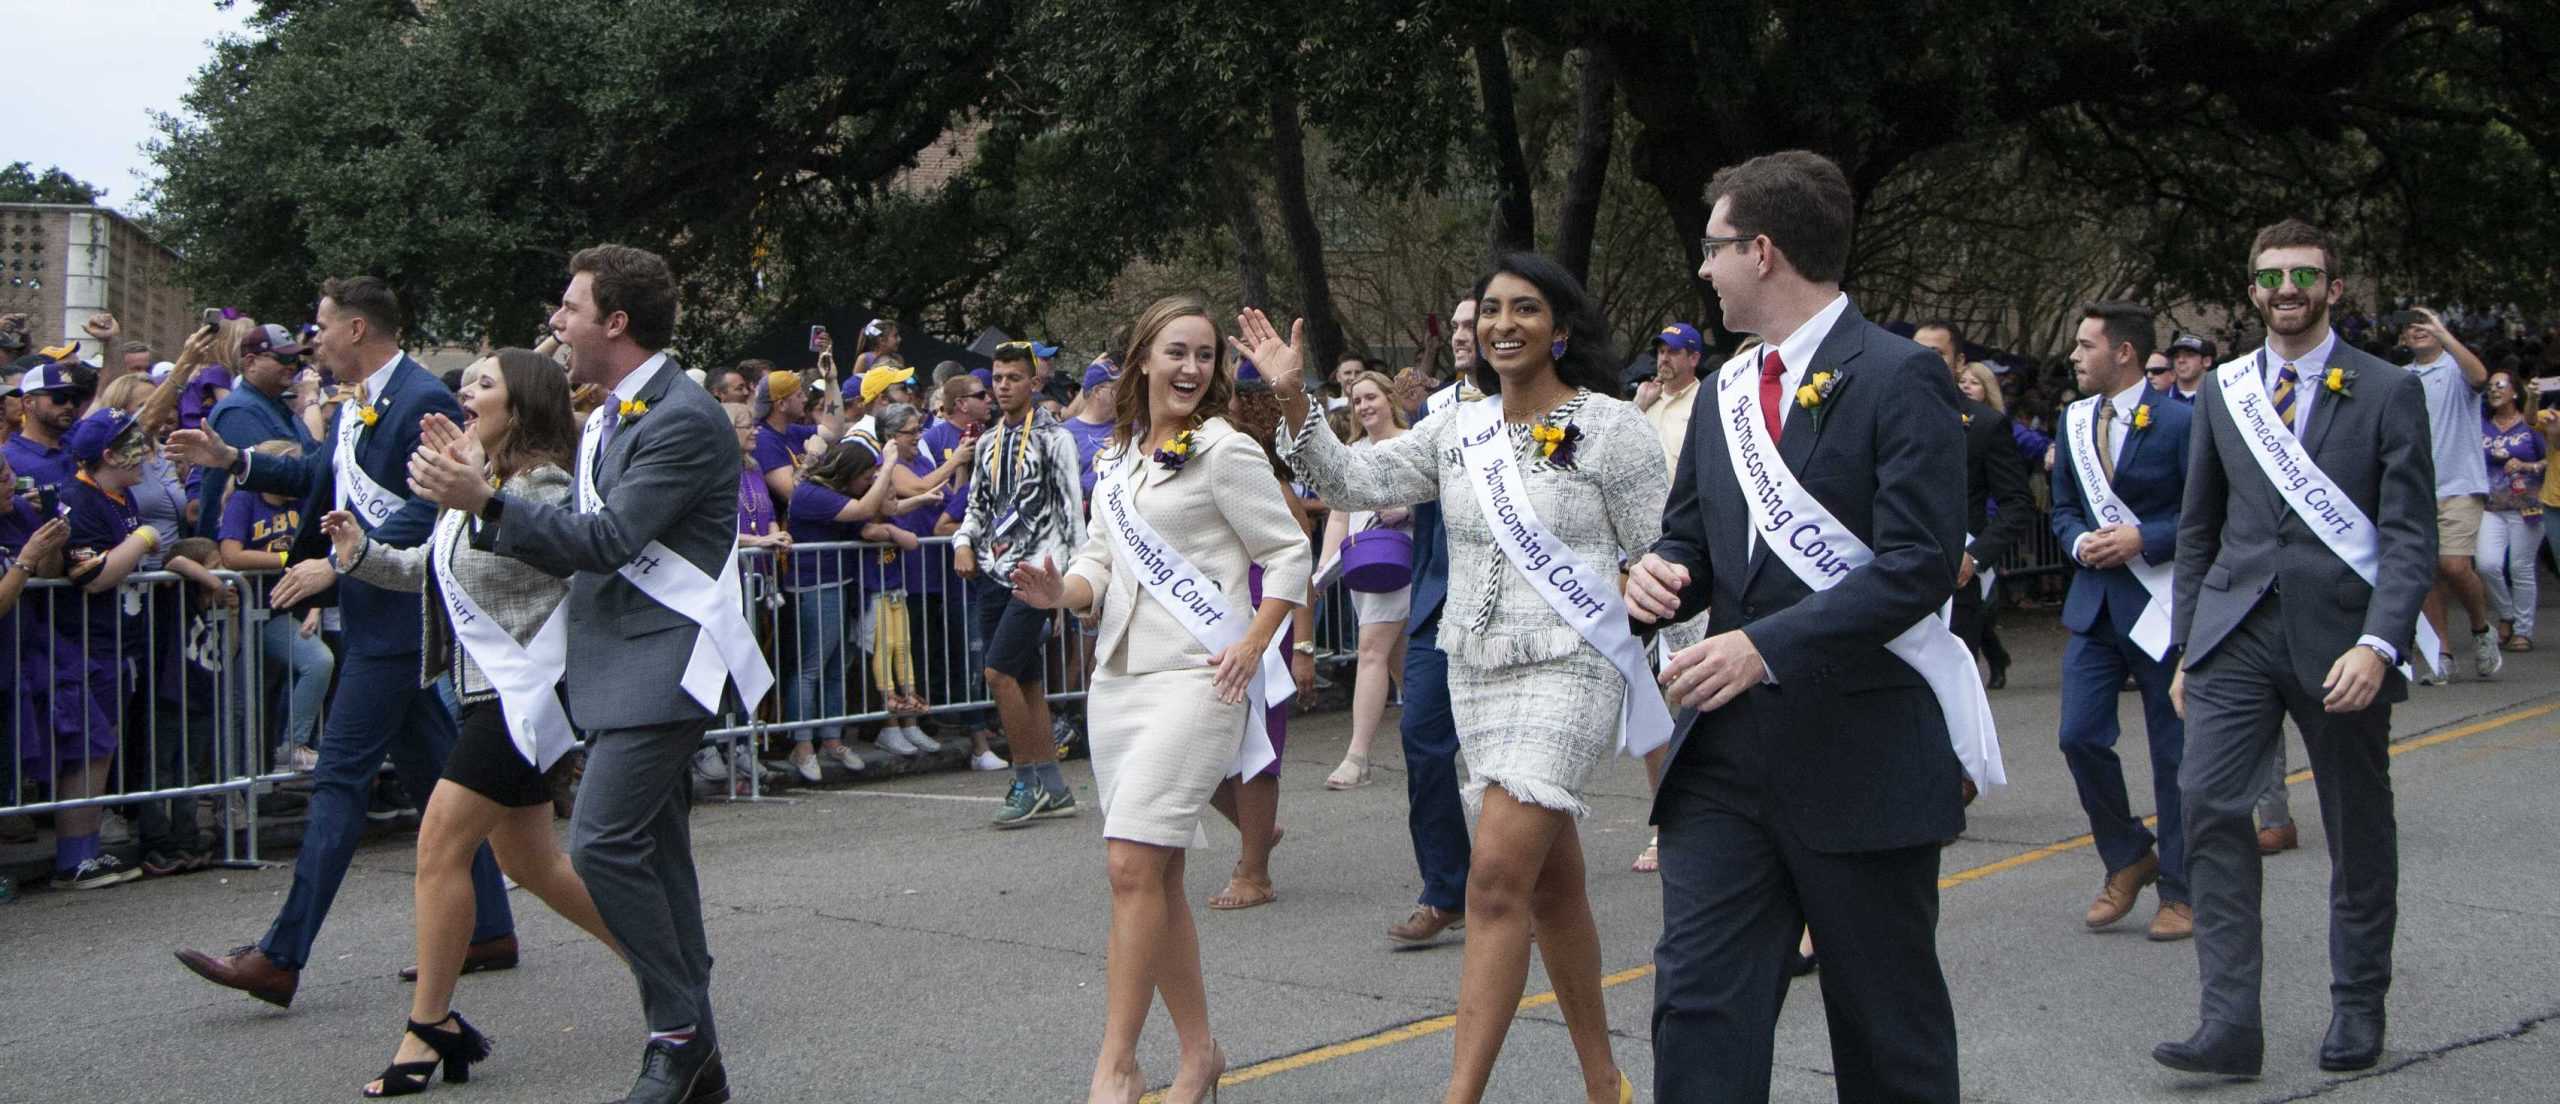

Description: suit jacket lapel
[2303,372,2346,459]
[1744,309,1868,591]
[604,356,683,479]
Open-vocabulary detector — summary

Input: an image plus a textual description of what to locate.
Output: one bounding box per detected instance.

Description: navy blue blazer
[239,354,458,659]
[2049,389,2192,642]
[1404,497,1448,638]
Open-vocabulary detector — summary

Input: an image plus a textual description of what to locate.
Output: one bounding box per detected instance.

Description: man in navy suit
[1630,150,1965,1103]
[2050,302,2197,942]
[170,277,515,1006]
[1386,299,1476,946]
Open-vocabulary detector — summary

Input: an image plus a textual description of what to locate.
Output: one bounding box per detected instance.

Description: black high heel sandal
[362,1012,493,1098]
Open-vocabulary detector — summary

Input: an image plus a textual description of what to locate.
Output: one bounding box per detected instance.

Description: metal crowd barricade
[2,568,283,868]
[699,537,1094,801]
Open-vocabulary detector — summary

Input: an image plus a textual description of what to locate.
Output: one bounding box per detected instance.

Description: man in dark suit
[414,245,757,1104]
[2050,302,2198,942]
[171,277,517,1007]
[1385,309,1477,946]
[1915,320,2034,693]
[1629,150,1966,1103]
[2155,219,2434,1077]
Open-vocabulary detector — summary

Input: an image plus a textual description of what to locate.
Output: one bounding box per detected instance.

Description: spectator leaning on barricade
[2396,306,2498,682]
[194,322,319,539]
[219,439,335,771]
[781,433,931,778]
[1,451,71,842]
[751,369,818,506]
[863,403,944,756]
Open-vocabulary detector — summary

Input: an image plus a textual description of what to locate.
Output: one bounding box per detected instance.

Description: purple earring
[1550,338,1569,359]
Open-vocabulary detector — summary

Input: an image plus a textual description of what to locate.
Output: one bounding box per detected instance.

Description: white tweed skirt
[1447,647,1624,819]
[1086,664,1246,849]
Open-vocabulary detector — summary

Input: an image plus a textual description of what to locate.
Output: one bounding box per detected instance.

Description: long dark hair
[1468,252,1623,399]
[805,436,882,495]
[486,347,578,481]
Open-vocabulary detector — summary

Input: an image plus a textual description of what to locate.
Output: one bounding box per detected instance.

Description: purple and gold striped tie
[2270,362,2300,432]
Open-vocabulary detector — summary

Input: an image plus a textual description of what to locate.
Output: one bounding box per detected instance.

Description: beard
[2261,293,2330,339]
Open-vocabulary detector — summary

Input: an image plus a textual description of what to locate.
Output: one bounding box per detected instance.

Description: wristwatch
[1292,641,1317,656]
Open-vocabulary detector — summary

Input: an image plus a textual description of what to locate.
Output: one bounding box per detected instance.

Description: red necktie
[1758,348,1787,443]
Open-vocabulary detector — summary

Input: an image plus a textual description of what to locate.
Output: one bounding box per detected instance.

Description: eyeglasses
[2252,266,2326,290]
[995,341,1033,353]
[1698,234,1757,261]
[2144,364,2172,375]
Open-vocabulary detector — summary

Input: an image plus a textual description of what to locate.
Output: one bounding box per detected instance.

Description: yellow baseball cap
[766,370,804,402]
[859,363,916,404]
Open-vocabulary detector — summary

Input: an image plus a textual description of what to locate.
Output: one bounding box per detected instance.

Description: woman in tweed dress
[1011,295,1311,1104]
[1247,254,1663,1104]
[324,349,618,1097]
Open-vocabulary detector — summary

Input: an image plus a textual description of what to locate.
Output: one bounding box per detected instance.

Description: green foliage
[0,163,106,205]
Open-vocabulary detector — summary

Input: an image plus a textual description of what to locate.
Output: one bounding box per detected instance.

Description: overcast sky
[3,0,257,213]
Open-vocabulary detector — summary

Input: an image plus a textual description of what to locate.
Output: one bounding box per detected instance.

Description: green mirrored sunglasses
[2252,266,2326,290]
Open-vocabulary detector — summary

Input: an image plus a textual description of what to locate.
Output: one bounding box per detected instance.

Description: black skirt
[446,698,566,809]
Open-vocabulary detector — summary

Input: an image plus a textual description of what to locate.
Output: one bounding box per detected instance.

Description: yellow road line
[1137,699,2559,1102]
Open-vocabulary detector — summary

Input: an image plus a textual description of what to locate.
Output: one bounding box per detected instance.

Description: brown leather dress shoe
[399,933,520,983]
[2084,852,2159,929]
[2257,824,2298,855]
[2147,901,2195,941]
[1388,906,1464,945]
[175,945,299,1007]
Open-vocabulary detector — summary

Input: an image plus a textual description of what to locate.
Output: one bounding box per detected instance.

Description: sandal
[1324,753,1372,790]
[2506,635,2533,652]
[1631,835,1660,874]
[1208,874,1277,910]
[362,1011,492,1097]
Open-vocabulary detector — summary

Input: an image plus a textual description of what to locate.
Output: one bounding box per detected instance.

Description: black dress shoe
[610,1036,728,1104]
[2152,1021,2262,1077]
[1986,662,2007,690]
[2320,1008,2385,1071]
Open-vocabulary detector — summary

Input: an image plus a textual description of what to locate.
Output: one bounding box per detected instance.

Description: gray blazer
[2173,340,2437,700]
[489,358,742,731]
[345,463,574,701]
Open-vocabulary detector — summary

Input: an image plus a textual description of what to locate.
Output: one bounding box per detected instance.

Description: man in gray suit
[2155,219,2435,1078]
[412,245,750,1104]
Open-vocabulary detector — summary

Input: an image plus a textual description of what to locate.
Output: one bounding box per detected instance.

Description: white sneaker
[692,746,732,782]
[732,745,767,782]
[790,748,823,783]
[971,750,1011,772]
[902,725,942,753]
[2474,632,2503,679]
[877,726,921,757]
[100,813,133,846]
[2419,655,2452,686]
[823,743,867,773]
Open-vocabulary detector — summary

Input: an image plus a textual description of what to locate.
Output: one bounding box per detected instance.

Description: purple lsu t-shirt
[752,421,818,476]
[1062,416,1114,499]
[58,475,141,646]
[219,490,301,554]
[785,481,860,587]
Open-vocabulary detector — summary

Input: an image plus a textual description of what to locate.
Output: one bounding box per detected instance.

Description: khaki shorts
[2437,494,2485,558]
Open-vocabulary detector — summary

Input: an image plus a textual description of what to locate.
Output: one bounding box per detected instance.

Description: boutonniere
[1794,369,1845,429]
[619,398,649,419]
[2323,366,2354,397]
[1529,421,1584,469]
[356,402,381,428]
[1961,411,1973,427]
[1151,428,1196,472]
[2131,403,2153,431]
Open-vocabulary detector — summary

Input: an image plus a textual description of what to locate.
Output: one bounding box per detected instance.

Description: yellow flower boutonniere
[1961,412,1973,427]
[1795,370,1839,410]
[619,398,649,419]
[2132,403,2152,431]
[2323,366,2352,397]
[1151,428,1196,471]
[356,404,380,428]
[1528,421,1584,469]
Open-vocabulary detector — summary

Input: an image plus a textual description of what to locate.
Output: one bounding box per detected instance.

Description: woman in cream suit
[1012,295,1312,1104]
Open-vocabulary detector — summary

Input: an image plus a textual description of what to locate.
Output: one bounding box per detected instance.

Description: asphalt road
[3,611,2556,1103]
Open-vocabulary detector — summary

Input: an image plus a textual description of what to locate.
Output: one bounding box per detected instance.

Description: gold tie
[2094,400,2117,483]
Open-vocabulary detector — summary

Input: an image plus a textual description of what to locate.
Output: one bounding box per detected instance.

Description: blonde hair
[100,372,157,414]
[1339,369,1407,441]
[215,315,260,370]
[1959,362,2004,415]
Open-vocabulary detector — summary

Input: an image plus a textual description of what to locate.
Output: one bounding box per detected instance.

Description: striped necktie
[2271,362,2300,432]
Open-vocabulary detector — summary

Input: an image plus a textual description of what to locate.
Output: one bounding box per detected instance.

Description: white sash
[1713,355,2005,792]
[2064,396,2176,660]
[2212,358,2444,677]
[335,394,406,530]
[1092,456,1291,781]
[430,508,575,770]
[577,404,776,713]
[1452,397,1674,758]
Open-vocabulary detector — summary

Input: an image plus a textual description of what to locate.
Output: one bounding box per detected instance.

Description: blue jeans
[1400,625,1470,912]
[784,586,849,743]
[258,651,510,969]
[252,613,335,751]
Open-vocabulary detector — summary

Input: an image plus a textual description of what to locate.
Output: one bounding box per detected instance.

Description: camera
[809,324,830,353]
